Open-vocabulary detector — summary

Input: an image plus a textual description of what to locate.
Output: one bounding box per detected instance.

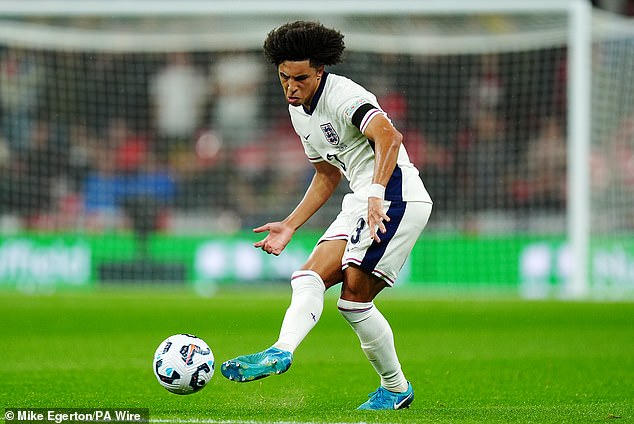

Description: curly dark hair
[263,21,345,67]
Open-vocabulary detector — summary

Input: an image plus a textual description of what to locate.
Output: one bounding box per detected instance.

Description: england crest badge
[320,122,340,145]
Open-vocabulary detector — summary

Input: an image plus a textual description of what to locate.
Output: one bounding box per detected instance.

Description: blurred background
[0,0,632,299]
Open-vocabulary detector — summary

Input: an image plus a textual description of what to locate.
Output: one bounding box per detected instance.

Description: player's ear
[316,65,325,79]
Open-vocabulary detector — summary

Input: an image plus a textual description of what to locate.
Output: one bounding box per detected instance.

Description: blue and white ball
[153,334,215,395]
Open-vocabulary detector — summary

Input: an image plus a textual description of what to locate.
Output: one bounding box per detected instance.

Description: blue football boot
[221,347,293,382]
[357,382,414,410]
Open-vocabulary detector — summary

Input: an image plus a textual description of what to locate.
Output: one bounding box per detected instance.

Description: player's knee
[340,284,371,302]
[341,266,387,302]
[297,264,342,289]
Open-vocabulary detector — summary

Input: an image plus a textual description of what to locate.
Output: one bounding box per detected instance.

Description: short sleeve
[342,97,385,133]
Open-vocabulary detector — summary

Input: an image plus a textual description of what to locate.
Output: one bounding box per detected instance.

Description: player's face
[277,60,324,108]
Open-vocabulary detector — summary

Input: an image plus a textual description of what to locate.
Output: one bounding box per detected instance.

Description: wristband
[367,183,386,200]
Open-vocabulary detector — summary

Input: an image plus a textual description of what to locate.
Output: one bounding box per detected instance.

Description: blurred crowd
[0,48,311,234]
[0,1,631,236]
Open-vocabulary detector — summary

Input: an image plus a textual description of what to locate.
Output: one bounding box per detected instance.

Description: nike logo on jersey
[303,134,311,140]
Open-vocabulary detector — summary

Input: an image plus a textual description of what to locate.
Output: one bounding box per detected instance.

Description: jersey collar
[302,72,329,115]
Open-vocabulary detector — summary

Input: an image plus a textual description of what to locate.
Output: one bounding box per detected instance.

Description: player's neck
[302,72,328,114]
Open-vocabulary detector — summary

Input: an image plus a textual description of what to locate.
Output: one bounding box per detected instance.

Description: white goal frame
[0,0,593,297]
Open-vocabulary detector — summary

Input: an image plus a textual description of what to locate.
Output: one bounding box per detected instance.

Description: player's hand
[367,197,390,243]
[253,222,294,255]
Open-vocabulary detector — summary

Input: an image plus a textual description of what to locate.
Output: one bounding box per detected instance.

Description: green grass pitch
[1,287,633,423]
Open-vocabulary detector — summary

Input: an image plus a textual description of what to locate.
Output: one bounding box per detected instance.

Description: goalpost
[0,0,628,299]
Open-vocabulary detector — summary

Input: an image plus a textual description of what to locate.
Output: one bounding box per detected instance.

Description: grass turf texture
[1,288,633,423]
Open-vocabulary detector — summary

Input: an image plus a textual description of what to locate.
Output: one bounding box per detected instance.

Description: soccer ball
[153,334,215,395]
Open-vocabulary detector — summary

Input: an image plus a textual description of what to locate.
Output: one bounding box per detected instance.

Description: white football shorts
[318,193,432,286]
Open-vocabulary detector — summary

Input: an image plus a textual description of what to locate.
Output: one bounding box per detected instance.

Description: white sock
[272,270,325,353]
[337,298,408,393]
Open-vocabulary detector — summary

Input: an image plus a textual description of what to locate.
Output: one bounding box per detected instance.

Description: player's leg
[221,239,346,382]
[338,200,432,409]
[338,266,413,409]
[273,239,346,352]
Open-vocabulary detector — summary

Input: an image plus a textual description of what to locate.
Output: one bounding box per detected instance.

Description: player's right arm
[253,160,342,255]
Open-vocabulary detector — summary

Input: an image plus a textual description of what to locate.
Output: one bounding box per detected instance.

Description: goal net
[0,0,628,298]
[589,11,634,299]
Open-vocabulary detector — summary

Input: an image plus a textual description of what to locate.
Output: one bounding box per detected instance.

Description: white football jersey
[289,72,432,203]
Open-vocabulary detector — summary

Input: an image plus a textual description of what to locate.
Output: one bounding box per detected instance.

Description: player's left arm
[362,113,402,243]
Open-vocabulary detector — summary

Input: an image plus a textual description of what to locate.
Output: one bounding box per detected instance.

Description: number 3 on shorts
[350,217,365,244]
